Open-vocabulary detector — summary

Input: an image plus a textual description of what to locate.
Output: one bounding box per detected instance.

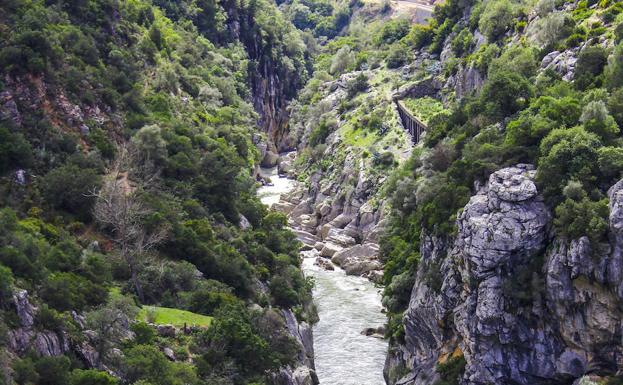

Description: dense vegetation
[0,0,314,383]
[380,0,623,342]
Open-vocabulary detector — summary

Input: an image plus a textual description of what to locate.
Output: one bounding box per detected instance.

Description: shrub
[606,43,623,89]
[124,344,199,385]
[404,24,434,50]
[68,369,119,385]
[479,69,534,119]
[534,12,574,48]
[375,19,410,45]
[270,275,299,307]
[0,126,33,175]
[40,272,108,312]
[536,126,602,204]
[41,164,102,220]
[34,356,71,385]
[580,100,619,141]
[574,46,608,89]
[479,0,516,41]
[451,28,474,56]
[554,196,609,242]
[434,355,467,385]
[597,146,623,181]
[330,45,355,75]
[308,118,337,147]
[131,322,156,345]
[198,304,279,376]
[615,22,623,43]
[0,265,13,307]
[346,73,369,97]
[386,44,409,69]
[373,151,396,168]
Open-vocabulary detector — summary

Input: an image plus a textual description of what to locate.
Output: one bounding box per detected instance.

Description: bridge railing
[395,100,427,144]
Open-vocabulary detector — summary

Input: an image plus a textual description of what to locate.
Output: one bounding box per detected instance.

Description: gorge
[3,0,623,384]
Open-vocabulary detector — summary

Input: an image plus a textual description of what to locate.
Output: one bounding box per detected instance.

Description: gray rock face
[445,65,484,100]
[7,291,71,358]
[276,310,319,385]
[540,49,578,81]
[387,165,623,385]
[13,290,36,328]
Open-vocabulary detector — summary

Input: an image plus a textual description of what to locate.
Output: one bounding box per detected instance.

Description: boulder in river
[320,242,343,258]
[314,257,334,271]
[331,243,381,277]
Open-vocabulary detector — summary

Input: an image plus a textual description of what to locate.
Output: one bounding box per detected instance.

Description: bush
[434,355,467,385]
[574,46,608,89]
[308,119,337,147]
[405,24,434,50]
[606,42,623,89]
[451,28,474,56]
[69,369,119,385]
[40,272,108,312]
[330,45,355,75]
[131,322,156,345]
[376,19,410,45]
[534,12,574,48]
[386,44,409,69]
[373,151,396,168]
[34,356,71,385]
[580,100,619,141]
[479,0,516,41]
[597,146,623,181]
[479,69,534,119]
[189,283,238,315]
[0,265,14,307]
[554,196,609,242]
[0,126,33,175]
[124,344,199,385]
[346,73,369,97]
[536,126,602,204]
[41,164,102,220]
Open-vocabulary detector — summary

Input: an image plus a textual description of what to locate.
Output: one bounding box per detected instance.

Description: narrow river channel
[258,164,387,385]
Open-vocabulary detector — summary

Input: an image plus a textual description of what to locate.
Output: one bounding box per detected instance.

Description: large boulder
[261,150,279,167]
[331,243,381,276]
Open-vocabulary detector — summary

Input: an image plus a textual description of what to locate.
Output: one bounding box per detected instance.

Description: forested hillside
[282,0,623,383]
[0,0,317,384]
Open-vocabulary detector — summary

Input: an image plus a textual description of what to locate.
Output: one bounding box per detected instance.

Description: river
[258,165,387,385]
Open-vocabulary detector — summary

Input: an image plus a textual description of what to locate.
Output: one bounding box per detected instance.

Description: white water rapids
[257,165,387,385]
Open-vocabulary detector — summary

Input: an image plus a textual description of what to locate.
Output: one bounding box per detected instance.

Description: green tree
[606,42,623,89]
[0,126,32,175]
[41,164,102,220]
[479,0,515,41]
[536,126,602,204]
[479,69,534,118]
[68,369,119,385]
[580,100,619,141]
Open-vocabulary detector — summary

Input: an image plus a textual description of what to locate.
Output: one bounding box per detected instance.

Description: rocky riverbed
[258,160,388,385]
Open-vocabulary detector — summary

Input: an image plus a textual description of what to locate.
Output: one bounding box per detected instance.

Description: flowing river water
[257,165,387,385]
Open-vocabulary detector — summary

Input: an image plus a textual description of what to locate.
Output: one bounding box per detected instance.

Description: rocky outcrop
[331,243,382,277]
[541,50,578,81]
[387,165,623,385]
[274,310,319,385]
[7,290,71,358]
[444,64,484,100]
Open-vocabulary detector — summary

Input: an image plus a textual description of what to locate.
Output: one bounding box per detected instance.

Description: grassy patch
[402,96,448,125]
[137,306,213,328]
[342,125,380,148]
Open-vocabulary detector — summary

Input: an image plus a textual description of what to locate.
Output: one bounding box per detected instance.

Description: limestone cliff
[385,165,623,385]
